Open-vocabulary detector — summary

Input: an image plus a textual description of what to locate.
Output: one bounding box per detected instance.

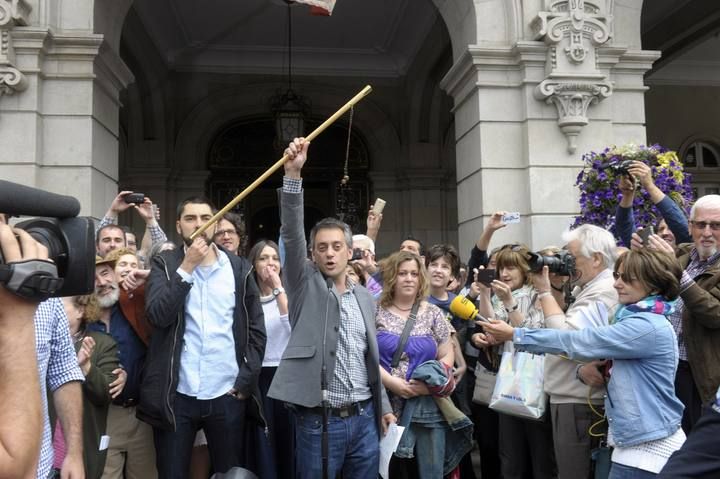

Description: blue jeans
[153,392,246,479]
[610,462,658,479]
[294,400,379,479]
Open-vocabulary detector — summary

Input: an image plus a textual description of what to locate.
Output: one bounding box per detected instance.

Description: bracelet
[504,303,519,313]
[538,291,552,299]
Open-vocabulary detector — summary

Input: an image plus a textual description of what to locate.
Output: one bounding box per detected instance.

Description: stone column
[0,0,133,219]
[440,0,658,252]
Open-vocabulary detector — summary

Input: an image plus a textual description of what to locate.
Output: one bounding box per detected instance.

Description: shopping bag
[489,350,547,420]
[472,363,497,405]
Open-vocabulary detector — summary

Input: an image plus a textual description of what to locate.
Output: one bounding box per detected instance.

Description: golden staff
[190,84,373,241]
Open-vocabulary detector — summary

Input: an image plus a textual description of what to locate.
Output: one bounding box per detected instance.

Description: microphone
[0,180,81,218]
[450,295,489,322]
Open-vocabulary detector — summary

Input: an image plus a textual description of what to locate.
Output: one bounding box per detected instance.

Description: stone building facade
[0,0,717,256]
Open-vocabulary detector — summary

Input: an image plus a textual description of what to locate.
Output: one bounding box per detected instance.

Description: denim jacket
[513,310,684,447]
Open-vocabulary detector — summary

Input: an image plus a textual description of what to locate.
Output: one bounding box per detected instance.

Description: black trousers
[675,360,703,434]
[658,406,720,478]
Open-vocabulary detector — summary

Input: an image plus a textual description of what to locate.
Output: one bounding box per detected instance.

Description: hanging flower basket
[572,144,694,242]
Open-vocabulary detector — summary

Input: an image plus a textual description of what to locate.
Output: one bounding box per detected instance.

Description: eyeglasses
[612,271,637,283]
[214,229,238,238]
[690,221,720,231]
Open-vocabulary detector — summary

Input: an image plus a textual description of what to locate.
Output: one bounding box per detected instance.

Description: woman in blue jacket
[483,249,686,478]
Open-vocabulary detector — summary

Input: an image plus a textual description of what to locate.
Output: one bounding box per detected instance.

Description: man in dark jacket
[138,197,266,479]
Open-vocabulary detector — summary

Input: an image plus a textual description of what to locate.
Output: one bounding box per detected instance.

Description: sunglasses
[612,271,637,283]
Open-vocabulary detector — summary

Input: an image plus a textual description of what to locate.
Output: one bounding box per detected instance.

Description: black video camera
[351,248,364,261]
[526,250,576,277]
[0,180,95,300]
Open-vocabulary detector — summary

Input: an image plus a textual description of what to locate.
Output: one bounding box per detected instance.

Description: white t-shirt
[260,294,292,367]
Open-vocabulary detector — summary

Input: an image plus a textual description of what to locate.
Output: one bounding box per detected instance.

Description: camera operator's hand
[134,197,158,225]
[646,234,674,255]
[490,279,513,304]
[627,161,653,189]
[0,225,46,477]
[531,265,552,294]
[618,175,635,194]
[180,236,210,274]
[487,211,507,231]
[367,208,383,233]
[106,190,135,217]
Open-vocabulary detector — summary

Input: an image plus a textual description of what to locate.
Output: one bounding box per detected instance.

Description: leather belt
[306,398,372,419]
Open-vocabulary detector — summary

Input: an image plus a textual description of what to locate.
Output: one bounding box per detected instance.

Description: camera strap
[0,259,63,301]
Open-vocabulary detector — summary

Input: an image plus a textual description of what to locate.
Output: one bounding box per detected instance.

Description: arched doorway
[207,117,371,245]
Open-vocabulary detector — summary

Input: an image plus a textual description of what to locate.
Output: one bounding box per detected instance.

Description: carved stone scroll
[533,0,613,153]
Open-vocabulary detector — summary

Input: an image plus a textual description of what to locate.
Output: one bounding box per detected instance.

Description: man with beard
[138,196,265,479]
[88,255,157,479]
[635,194,720,434]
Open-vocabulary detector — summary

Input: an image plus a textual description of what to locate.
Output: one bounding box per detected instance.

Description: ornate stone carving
[536,79,612,153]
[0,0,30,97]
[533,1,613,153]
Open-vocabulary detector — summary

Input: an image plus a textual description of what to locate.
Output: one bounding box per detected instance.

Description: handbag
[489,350,547,420]
[472,362,497,405]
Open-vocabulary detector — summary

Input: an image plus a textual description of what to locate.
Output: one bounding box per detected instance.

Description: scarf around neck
[615,294,676,322]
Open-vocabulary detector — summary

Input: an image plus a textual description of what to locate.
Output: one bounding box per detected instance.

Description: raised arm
[279,138,311,295]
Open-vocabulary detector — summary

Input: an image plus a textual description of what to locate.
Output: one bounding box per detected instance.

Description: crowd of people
[3,136,720,479]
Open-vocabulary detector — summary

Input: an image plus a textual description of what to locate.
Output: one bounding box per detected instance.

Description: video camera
[526,250,576,277]
[0,180,95,300]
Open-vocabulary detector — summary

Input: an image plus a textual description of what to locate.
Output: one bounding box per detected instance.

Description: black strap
[391,302,420,369]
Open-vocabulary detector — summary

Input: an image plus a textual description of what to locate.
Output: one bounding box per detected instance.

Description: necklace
[392,303,413,312]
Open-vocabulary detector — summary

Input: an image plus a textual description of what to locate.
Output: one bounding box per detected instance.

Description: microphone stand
[321,278,333,479]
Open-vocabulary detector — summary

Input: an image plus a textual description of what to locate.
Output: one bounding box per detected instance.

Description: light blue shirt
[176,246,239,399]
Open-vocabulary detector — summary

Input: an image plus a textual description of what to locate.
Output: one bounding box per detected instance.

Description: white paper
[379,423,405,479]
[99,435,110,451]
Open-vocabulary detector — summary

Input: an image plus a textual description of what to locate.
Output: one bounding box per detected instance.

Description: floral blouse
[376,301,453,416]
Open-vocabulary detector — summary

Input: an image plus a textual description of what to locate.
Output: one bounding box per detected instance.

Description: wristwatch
[272,287,285,297]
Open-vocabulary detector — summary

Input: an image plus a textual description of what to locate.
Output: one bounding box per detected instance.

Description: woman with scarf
[483,249,686,478]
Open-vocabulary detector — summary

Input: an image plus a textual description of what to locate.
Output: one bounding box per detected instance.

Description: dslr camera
[0,180,95,300]
[526,250,576,277]
[598,159,634,176]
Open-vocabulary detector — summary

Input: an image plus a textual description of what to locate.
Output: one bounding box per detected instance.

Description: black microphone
[0,180,81,218]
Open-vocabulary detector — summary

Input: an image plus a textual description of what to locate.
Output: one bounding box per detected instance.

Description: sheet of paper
[99,435,110,451]
[379,423,405,479]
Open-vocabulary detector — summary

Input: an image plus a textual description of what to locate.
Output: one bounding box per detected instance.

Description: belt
[306,398,372,419]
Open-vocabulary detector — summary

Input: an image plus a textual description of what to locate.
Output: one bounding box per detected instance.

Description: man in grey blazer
[268,137,396,479]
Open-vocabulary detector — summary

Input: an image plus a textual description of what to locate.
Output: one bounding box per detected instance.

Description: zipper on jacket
[161,257,179,431]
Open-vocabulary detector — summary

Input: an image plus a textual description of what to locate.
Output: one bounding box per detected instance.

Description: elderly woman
[376,250,472,478]
[471,245,556,479]
[483,249,686,478]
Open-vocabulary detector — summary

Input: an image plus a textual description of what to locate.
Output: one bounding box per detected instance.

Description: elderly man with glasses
[635,194,720,435]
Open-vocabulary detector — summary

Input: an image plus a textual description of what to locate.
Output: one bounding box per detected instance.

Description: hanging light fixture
[272,1,309,145]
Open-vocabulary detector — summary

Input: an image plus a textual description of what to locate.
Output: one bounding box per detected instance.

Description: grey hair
[690,194,720,219]
[309,217,353,251]
[562,224,617,269]
[352,234,375,255]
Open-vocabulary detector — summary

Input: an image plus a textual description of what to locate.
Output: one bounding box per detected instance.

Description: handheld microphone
[450,295,489,322]
[0,180,81,218]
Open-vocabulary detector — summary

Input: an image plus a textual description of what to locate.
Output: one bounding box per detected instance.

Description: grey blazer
[268,188,391,435]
